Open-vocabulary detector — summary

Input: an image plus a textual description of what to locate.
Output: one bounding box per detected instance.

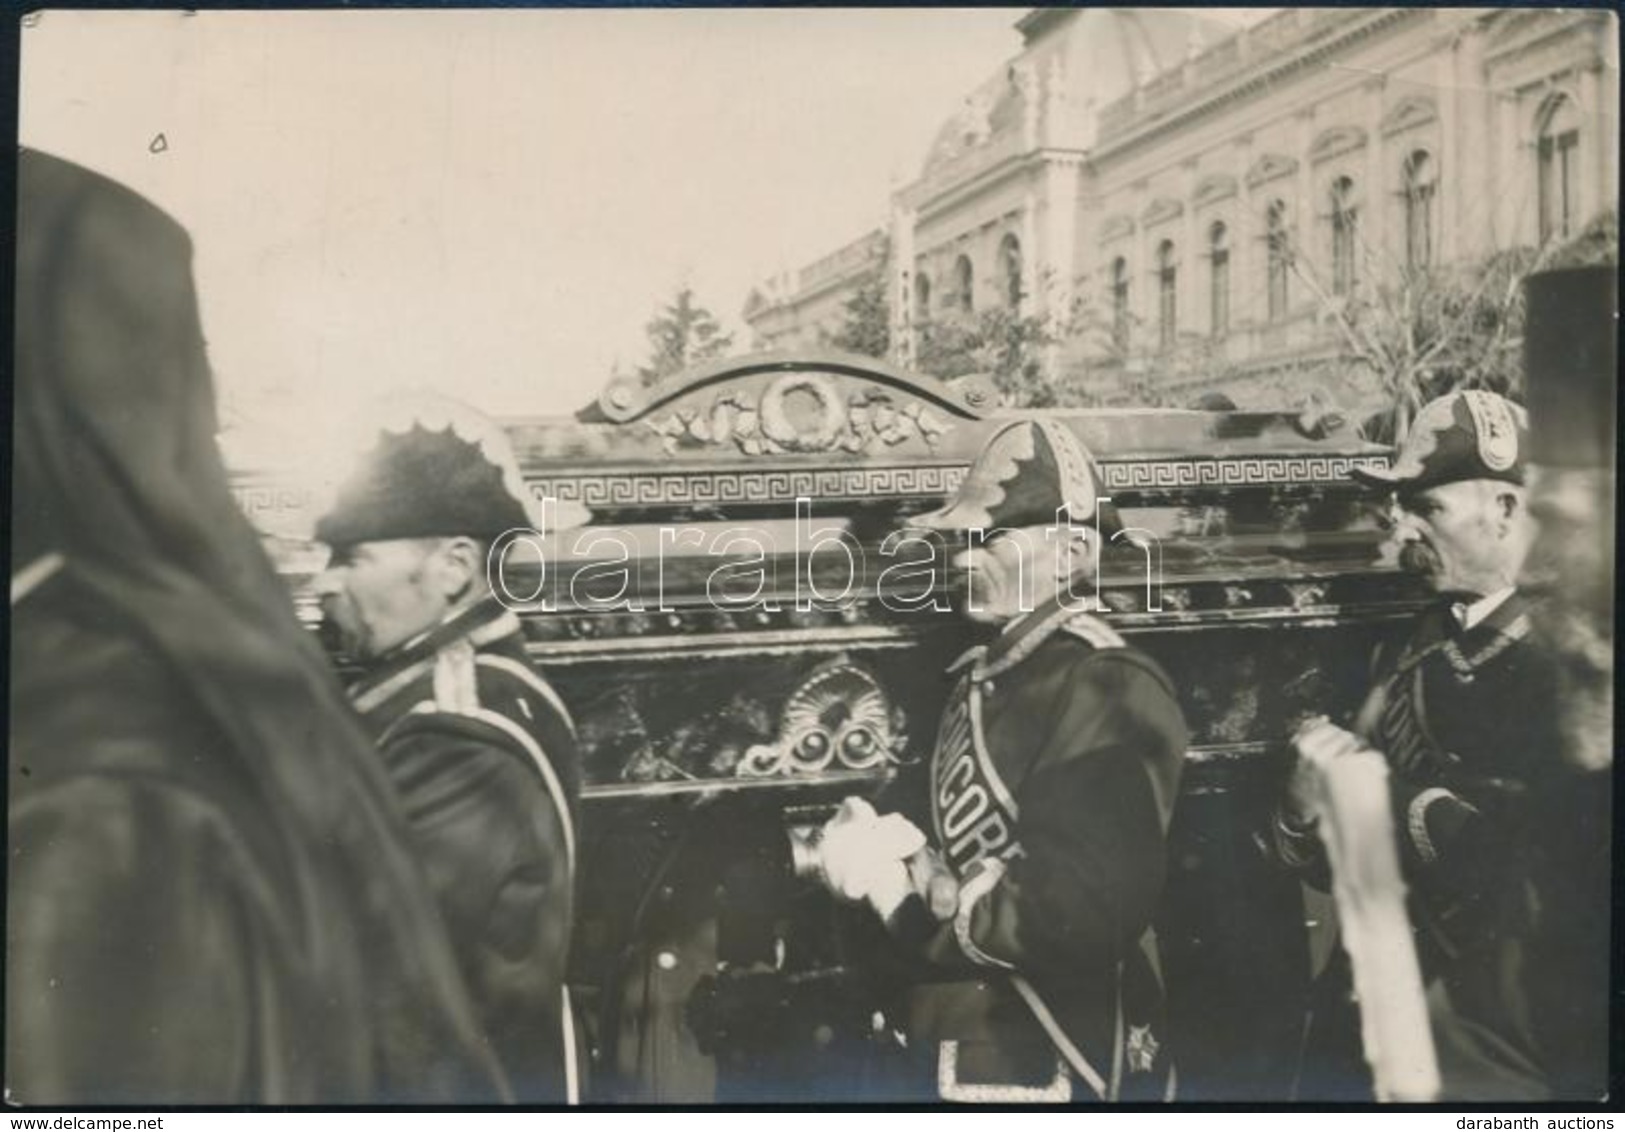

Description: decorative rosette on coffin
[740,659,905,779]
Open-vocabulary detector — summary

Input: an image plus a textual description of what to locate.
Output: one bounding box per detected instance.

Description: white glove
[906,846,960,921]
[818,797,926,917]
[1295,717,1367,766]
[1286,717,1368,825]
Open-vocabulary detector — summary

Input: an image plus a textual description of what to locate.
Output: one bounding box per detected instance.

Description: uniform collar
[350,596,522,711]
[1400,587,1537,675]
[950,591,1104,680]
[1451,585,1516,632]
[1452,585,1535,640]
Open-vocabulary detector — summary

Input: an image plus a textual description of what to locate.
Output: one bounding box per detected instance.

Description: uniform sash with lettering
[924,645,1175,1102]
[931,672,1027,876]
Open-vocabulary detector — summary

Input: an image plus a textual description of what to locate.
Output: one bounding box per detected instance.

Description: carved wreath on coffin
[647,372,953,457]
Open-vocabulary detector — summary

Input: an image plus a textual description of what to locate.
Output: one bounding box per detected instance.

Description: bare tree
[1284,208,1617,440]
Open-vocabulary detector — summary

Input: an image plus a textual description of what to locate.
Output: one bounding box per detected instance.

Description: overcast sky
[21,8,1271,430]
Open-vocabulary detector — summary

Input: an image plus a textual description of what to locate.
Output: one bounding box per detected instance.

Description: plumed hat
[314,394,589,547]
[1350,390,1527,494]
[914,418,1122,535]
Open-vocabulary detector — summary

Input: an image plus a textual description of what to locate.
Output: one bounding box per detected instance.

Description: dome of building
[919,68,1028,182]
[918,8,1235,182]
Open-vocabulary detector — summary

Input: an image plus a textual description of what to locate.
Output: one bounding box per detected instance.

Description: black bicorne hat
[1350,390,1528,494]
[913,418,1123,536]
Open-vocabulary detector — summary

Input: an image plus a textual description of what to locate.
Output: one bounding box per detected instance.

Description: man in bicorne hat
[801,418,1187,1102]
[312,398,590,1103]
[1276,389,1567,1099]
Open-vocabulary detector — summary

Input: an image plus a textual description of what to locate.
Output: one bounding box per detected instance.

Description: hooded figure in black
[8,150,507,1105]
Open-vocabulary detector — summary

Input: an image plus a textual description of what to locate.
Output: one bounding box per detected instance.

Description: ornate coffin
[233,351,1425,1102]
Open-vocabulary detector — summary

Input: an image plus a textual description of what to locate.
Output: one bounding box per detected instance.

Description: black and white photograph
[8,5,1618,1110]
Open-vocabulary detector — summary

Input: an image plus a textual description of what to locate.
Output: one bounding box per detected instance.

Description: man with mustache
[311,399,590,1102]
[1275,389,1563,1099]
[801,419,1187,1102]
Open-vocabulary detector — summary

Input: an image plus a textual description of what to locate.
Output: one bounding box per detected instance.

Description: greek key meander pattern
[1100,455,1389,490]
[526,466,966,507]
[526,456,1386,505]
[230,455,1389,519]
[233,485,320,519]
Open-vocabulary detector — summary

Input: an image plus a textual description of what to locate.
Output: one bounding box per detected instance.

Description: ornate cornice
[1244,152,1300,190]
[1380,95,1438,138]
[1142,197,1185,228]
[1094,8,1426,161]
[236,453,1394,527]
[596,351,991,427]
[1309,125,1369,164]
[1194,173,1239,209]
[908,146,1084,226]
[1482,8,1602,65]
[1099,214,1137,244]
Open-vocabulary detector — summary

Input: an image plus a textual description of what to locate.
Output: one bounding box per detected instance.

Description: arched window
[1208,222,1230,337]
[1156,240,1178,350]
[914,272,932,322]
[1265,201,1290,322]
[953,255,975,314]
[1537,96,1581,243]
[1330,176,1358,297]
[999,234,1023,311]
[1111,257,1130,352]
[1402,151,1436,271]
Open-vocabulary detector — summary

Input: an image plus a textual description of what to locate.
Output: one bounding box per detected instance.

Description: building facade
[744,8,1619,408]
[742,229,888,352]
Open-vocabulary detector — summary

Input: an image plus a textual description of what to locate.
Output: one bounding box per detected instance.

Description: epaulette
[1060,611,1125,651]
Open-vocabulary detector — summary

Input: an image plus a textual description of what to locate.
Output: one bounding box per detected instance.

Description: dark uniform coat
[349,597,582,1102]
[1278,589,1564,1099]
[882,596,1187,1102]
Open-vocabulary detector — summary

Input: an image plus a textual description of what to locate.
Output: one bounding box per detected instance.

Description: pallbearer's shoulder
[1056,614,1179,702]
[471,647,576,733]
[1058,610,1126,652]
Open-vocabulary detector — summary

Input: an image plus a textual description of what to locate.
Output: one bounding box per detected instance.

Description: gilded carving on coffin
[1286,582,1329,611]
[526,465,967,508]
[645,373,953,456]
[739,659,907,778]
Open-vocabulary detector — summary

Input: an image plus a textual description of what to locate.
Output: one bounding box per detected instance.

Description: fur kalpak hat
[314,394,589,547]
[914,418,1123,535]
